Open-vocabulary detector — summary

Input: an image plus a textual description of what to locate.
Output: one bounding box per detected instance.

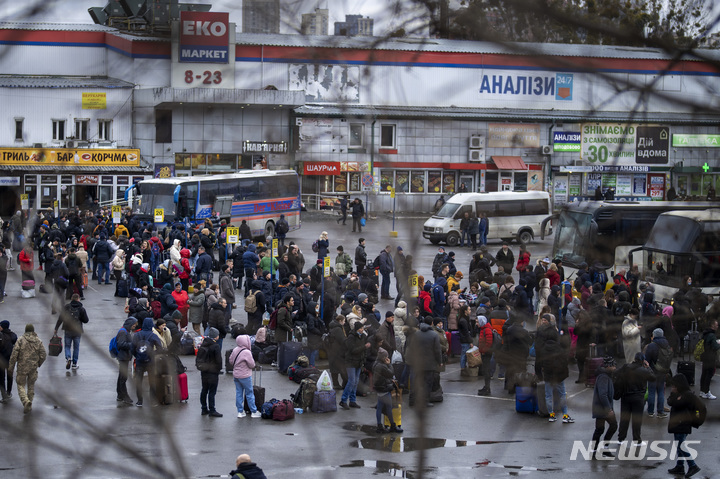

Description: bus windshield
[436,202,461,218]
[135,183,177,218]
[553,210,592,267]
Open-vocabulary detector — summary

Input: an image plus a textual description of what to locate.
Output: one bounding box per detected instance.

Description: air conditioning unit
[66,140,89,148]
[541,145,553,155]
[469,135,485,149]
[468,150,485,162]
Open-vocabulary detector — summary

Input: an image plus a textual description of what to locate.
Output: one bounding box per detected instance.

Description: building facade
[334,15,374,36]
[301,8,329,36]
[0,18,718,217]
[242,0,280,34]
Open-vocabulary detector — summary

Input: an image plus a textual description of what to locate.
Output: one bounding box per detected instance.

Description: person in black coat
[616,352,655,445]
[541,334,574,423]
[666,374,701,477]
[328,315,348,389]
[115,317,138,405]
[340,322,370,410]
[372,348,402,433]
[591,357,617,459]
[196,327,223,417]
[406,317,442,407]
[228,454,267,479]
[0,319,18,403]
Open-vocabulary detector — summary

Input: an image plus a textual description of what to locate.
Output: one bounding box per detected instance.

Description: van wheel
[446,232,460,247]
[264,221,275,239]
[430,238,440,245]
[518,230,533,245]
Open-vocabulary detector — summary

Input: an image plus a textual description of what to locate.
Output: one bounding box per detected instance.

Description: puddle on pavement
[353,437,521,452]
[476,460,562,473]
[340,460,435,478]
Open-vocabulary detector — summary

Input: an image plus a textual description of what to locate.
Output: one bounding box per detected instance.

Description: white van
[422,191,551,246]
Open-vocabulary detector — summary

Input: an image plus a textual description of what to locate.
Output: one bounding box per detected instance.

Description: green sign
[672,134,720,148]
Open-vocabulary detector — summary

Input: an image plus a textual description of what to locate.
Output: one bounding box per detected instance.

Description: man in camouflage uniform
[8,324,46,414]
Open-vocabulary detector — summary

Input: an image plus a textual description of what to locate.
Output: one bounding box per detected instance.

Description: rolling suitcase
[225,349,234,374]
[177,372,189,402]
[678,331,696,386]
[117,278,129,298]
[450,331,461,357]
[277,340,302,374]
[685,321,701,355]
[244,367,265,414]
[311,389,337,413]
[584,345,603,387]
[515,386,538,413]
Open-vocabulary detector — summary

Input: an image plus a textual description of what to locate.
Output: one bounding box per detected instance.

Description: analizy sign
[179,11,229,63]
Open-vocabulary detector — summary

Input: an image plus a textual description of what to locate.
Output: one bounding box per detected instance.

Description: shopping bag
[466,345,482,368]
[317,370,334,391]
[391,350,403,364]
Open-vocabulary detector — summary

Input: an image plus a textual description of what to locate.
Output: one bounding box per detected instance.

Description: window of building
[410,171,425,193]
[349,123,364,148]
[428,171,442,193]
[74,119,89,141]
[442,171,456,194]
[395,170,409,192]
[380,170,394,191]
[98,120,112,140]
[349,172,361,191]
[380,124,396,148]
[155,110,172,143]
[52,120,66,141]
[14,118,23,141]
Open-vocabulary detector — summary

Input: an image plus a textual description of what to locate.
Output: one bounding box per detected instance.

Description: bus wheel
[446,232,460,247]
[518,230,533,245]
[264,221,275,239]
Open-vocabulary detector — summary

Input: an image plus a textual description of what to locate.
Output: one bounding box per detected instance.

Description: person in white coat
[622,308,642,364]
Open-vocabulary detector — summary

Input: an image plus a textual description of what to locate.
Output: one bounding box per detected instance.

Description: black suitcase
[117,278,129,298]
[225,349,234,374]
[277,341,302,374]
[677,360,696,386]
[244,367,265,413]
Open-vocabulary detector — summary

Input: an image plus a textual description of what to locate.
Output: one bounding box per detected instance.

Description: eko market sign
[580,124,669,166]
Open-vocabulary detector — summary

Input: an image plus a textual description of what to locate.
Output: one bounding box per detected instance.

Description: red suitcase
[177,372,189,402]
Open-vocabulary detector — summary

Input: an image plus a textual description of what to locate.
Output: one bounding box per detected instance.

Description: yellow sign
[20,194,29,210]
[82,92,107,109]
[0,148,140,167]
[112,205,122,224]
[323,256,331,278]
[53,200,59,217]
[272,238,279,258]
[226,227,239,244]
[390,187,395,198]
[154,208,164,223]
[409,274,419,298]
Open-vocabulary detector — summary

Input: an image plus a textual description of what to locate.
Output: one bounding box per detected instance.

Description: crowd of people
[0,205,717,476]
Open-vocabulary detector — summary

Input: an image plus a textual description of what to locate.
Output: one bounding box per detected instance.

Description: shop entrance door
[41,185,57,209]
[458,174,474,193]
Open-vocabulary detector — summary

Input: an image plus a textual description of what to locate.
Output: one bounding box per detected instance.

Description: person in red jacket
[516,244,531,273]
[18,245,34,283]
[477,315,495,396]
[178,248,191,291]
[418,284,433,317]
[171,282,190,329]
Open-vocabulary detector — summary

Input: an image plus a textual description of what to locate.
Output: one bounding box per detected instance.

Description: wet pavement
[0,214,718,478]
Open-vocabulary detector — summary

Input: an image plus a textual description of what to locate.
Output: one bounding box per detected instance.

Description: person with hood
[306,301,325,367]
[64,247,84,300]
[540,323,574,423]
[53,293,90,370]
[340,322,370,410]
[372,348,402,433]
[645,328,672,417]
[432,277,447,321]
[376,311,397,358]
[378,245,394,300]
[275,213,289,249]
[334,245,353,280]
[228,454,267,479]
[351,197,365,233]
[245,279,266,335]
[418,284,433,317]
[0,320,18,402]
[393,301,408,350]
[229,334,262,418]
[204,284,220,331]
[7,324,46,414]
[111,248,126,296]
[115,317,138,406]
[196,327,223,417]
[195,246,213,285]
[169,238,182,267]
[354,238,367,277]
[622,308,642,364]
[242,244,260,295]
[132,317,163,407]
[590,356,618,459]
[328,315,348,389]
[666,374,702,477]
[457,304,474,374]
[93,233,113,285]
[158,283,178,318]
[476,315,494,396]
[406,316,442,408]
[219,263,236,325]
[445,285,462,331]
[178,248,191,291]
[187,280,206,335]
[208,298,229,350]
[616,352,655,446]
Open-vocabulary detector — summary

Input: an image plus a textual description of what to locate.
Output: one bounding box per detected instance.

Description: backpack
[291,378,317,409]
[195,344,211,372]
[135,336,153,364]
[109,327,125,359]
[491,329,502,351]
[311,240,319,253]
[151,241,160,258]
[245,290,258,313]
[431,254,445,277]
[261,398,279,419]
[694,337,706,362]
[612,302,626,317]
[268,308,279,330]
[655,344,673,374]
[691,393,707,428]
[372,254,381,269]
[276,221,288,235]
